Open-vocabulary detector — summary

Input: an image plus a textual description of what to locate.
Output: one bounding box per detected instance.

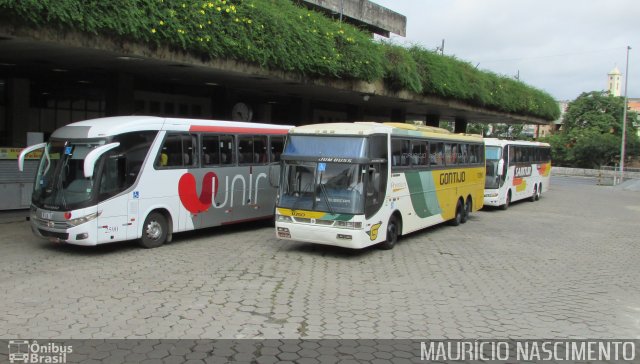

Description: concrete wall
[552,166,640,180]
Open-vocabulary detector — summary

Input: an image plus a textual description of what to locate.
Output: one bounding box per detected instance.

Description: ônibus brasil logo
[8,340,72,363]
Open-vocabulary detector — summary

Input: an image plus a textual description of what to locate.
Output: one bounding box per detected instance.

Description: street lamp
[619,46,631,184]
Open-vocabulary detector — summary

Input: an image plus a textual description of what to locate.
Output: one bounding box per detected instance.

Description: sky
[373,0,639,101]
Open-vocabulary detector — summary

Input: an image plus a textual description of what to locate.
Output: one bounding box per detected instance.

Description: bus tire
[500,191,511,210]
[379,216,399,250]
[461,196,472,223]
[140,212,168,249]
[529,184,538,202]
[536,184,542,200]
[450,200,463,226]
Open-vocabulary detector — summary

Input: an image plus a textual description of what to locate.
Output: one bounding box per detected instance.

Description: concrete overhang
[0,24,550,125]
[300,0,406,37]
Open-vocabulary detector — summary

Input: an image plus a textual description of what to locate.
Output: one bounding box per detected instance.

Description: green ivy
[0,0,559,120]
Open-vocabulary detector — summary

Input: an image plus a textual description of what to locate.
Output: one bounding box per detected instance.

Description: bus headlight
[277,227,291,238]
[67,212,99,227]
[484,192,499,197]
[276,214,292,223]
[335,221,363,229]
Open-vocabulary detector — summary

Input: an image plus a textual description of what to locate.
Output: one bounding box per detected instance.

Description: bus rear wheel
[461,197,472,224]
[450,200,463,226]
[140,212,168,249]
[378,216,399,250]
[529,184,538,202]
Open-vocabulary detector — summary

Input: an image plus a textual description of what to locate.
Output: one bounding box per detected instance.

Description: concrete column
[426,114,439,127]
[454,117,468,134]
[290,97,311,126]
[347,104,364,122]
[7,78,30,147]
[106,73,134,116]
[255,103,273,123]
[390,108,405,122]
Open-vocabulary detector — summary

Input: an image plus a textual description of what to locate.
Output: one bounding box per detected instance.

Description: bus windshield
[32,131,157,210]
[485,146,502,160]
[32,140,104,210]
[283,135,367,158]
[485,146,503,189]
[279,161,364,214]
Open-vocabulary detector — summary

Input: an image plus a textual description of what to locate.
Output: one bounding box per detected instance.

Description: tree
[544,91,639,168]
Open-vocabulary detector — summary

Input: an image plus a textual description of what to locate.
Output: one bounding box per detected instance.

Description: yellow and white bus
[484,138,551,209]
[275,122,485,250]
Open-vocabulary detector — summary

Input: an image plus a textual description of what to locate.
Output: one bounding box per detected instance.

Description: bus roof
[484,138,550,148]
[51,116,292,139]
[289,122,483,143]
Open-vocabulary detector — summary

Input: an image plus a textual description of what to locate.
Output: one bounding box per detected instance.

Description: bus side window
[458,144,469,164]
[445,143,458,165]
[468,144,477,164]
[411,140,428,166]
[391,139,410,167]
[220,135,234,165]
[391,139,401,167]
[238,135,261,164]
[270,136,284,162]
[157,134,183,168]
[254,136,268,164]
[202,135,220,166]
[430,142,444,167]
[183,134,197,167]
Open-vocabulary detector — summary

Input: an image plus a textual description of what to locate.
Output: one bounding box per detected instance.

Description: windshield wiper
[318,182,334,215]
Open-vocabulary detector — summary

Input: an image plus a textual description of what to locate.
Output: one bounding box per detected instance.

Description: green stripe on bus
[405,171,442,218]
[321,214,353,221]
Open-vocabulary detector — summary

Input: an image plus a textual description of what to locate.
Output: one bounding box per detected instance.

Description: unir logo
[178,170,267,214]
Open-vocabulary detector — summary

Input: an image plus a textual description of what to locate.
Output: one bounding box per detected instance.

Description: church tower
[607,66,621,96]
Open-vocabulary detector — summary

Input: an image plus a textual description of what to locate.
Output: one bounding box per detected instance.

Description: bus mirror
[268,163,280,187]
[18,142,47,172]
[497,159,504,176]
[84,142,120,178]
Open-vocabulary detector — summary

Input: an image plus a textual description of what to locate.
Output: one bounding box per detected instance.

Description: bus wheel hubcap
[146,221,162,240]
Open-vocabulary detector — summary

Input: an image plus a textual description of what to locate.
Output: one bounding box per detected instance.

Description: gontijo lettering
[439,171,466,185]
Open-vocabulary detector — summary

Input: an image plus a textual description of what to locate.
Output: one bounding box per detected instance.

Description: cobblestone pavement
[1,178,639,340]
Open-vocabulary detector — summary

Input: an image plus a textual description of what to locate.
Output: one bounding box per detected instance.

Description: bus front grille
[38,229,69,240]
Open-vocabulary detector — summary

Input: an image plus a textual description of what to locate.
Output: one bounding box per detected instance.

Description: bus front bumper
[31,220,101,246]
[275,222,376,249]
[483,190,502,206]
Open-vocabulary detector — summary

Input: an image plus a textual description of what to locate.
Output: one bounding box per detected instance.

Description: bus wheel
[379,216,399,250]
[500,191,511,210]
[536,184,542,200]
[529,184,538,202]
[461,197,472,224]
[450,200,463,226]
[140,212,168,249]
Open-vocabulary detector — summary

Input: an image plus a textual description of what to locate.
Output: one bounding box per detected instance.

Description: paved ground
[1,177,639,340]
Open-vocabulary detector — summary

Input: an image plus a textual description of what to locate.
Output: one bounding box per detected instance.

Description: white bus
[483,138,551,209]
[18,116,291,248]
[275,122,485,250]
